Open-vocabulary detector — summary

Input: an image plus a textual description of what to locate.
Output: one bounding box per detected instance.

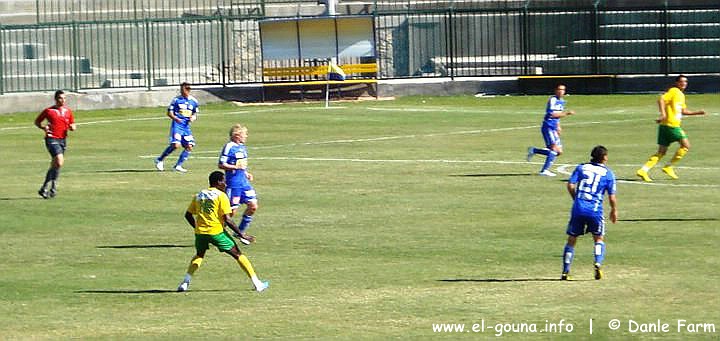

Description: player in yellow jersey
[177,171,269,292]
[636,75,706,182]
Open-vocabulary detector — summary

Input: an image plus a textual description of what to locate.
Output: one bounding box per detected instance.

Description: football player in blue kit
[561,145,618,280]
[218,124,259,245]
[527,84,575,176]
[154,82,199,173]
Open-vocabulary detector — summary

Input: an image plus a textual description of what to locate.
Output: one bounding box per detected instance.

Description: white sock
[251,275,262,288]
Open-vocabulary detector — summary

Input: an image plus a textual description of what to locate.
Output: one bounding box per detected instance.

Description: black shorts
[45,137,67,157]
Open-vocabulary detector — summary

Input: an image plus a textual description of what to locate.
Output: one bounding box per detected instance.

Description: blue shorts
[169,127,195,147]
[541,126,561,148]
[226,186,258,210]
[566,214,605,237]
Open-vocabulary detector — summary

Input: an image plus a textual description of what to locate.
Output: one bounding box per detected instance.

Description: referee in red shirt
[34,90,77,199]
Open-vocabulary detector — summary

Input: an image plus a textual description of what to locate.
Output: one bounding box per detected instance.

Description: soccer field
[1,94,718,339]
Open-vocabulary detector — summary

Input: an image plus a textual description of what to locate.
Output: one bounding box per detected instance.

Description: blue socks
[562,244,574,274]
[532,147,550,156]
[158,145,191,168]
[530,148,557,172]
[594,241,605,266]
[541,150,558,172]
[239,215,253,232]
[158,145,175,161]
[563,242,605,274]
[175,149,190,167]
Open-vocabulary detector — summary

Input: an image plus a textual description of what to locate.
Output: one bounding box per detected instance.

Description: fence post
[592,1,600,74]
[133,0,139,21]
[662,1,670,75]
[36,0,41,23]
[220,17,227,87]
[0,23,4,94]
[446,7,455,80]
[144,19,153,90]
[522,2,530,75]
[71,21,80,92]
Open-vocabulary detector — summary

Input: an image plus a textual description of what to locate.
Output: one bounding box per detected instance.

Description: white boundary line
[177,117,649,154]
[555,164,719,188]
[1,105,363,131]
[182,155,720,188]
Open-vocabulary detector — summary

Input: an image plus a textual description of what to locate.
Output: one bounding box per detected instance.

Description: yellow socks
[669,147,688,166]
[237,254,265,289]
[237,254,258,278]
[187,256,203,276]
[640,153,663,171]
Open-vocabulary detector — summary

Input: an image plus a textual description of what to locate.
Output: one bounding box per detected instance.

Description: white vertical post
[326,0,337,16]
[325,58,331,108]
[325,80,330,108]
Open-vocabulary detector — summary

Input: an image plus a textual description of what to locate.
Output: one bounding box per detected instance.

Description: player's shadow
[438,278,578,283]
[619,218,718,222]
[76,289,230,294]
[96,244,192,249]
[451,173,536,177]
[92,169,158,173]
[0,197,43,201]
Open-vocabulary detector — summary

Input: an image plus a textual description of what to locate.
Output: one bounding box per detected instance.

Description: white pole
[325,79,330,108]
[325,58,331,108]
[326,0,337,16]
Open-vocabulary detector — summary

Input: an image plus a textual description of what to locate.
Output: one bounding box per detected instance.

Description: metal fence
[0,18,263,93]
[35,0,323,22]
[1,2,718,93]
[376,3,720,78]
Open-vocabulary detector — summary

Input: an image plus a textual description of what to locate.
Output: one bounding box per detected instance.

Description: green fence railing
[1,2,718,93]
[35,0,324,23]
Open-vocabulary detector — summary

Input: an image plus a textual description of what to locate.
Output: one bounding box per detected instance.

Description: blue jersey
[219,141,251,188]
[542,95,565,130]
[568,163,616,217]
[168,95,199,133]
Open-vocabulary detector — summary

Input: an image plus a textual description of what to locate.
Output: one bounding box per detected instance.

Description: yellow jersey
[187,187,231,235]
[660,87,686,128]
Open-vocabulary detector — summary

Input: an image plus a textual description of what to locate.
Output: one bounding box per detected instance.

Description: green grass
[1,94,719,340]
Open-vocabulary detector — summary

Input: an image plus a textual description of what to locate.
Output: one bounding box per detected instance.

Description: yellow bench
[263,63,378,87]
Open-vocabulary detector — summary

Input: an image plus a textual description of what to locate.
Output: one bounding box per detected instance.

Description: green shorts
[657,125,687,146]
[195,231,237,253]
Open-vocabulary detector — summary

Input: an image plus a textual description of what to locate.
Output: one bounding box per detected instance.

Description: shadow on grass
[76,289,230,294]
[91,169,158,173]
[0,197,43,201]
[97,244,192,249]
[619,218,718,222]
[438,278,586,283]
[450,173,536,177]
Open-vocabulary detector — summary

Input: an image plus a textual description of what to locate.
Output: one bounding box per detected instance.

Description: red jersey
[35,106,75,139]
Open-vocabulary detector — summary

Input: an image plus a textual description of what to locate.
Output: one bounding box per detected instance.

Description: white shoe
[177,281,189,292]
[526,147,534,162]
[255,281,270,292]
[233,232,255,245]
[154,159,164,171]
[174,165,188,173]
[539,169,557,177]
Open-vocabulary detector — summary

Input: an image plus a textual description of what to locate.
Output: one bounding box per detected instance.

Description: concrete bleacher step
[599,9,720,25]
[2,56,93,75]
[557,39,720,57]
[431,55,555,68]
[1,73,100,93]
[543,56,720,74]
[449,66,543,76]
[599,23,720,39]
[2,43,50,60]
